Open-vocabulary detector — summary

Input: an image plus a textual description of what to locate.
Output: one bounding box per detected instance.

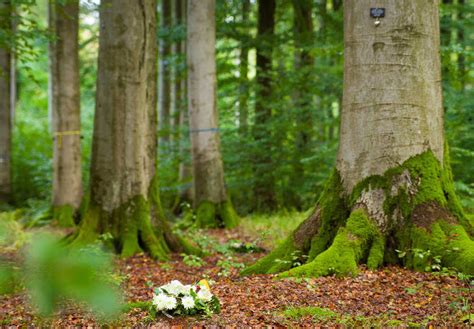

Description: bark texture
[159,0,172,145]
[71,0,197,258]
[187,0,238,228]
[253,0,276,211]
[0,0,12,204]
[49,0,82,227]
[243,0,473,278]
[238,0,250,137]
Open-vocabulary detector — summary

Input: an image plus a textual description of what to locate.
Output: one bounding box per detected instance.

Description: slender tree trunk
[457,0,465,90]
[187,0,238,228]
[71,0,197,258]
[0,0,12,204]
[48,0,82,227]
[243,0,473,277]
[238,0,250,137]
[253,0,276,211]
[176,0,193,208]
[332,0,342,11]
[159,0,172,146]
[291,0,314,208]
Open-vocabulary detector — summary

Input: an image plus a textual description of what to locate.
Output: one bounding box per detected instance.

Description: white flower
[161,280,186,296]
[181,296,195,309]
[197,287,213,302]
[153,293,177,311]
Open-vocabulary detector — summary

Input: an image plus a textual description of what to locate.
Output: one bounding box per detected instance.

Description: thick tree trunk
[49,0,82,227]
[71,0,196,258]
[0,0,12,204]
[187,0,238,228]
[243,0,473,277]
[238,0,250,137]
[159,0,172,146]
[253,0,276,210]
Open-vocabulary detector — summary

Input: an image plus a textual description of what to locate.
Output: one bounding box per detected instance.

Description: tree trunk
[243,0,473,277]
[71,0,197,259]
[291,0,314,208]
[457,0,465,90]
[253,0,276,210]
[238,0,250,137]
[0,0,12,204]
[187,0,238,228]
[175,0,193,208]
[48,0,82,227]
[159,0,172,146]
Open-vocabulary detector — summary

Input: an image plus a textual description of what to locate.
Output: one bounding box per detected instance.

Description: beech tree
[243,0,473,277]
[71,0,195,258]
[187,0,238,228]
[48,0,82,227]
[0,0,12,204]
[253,0,276,210]
[159,0,172,145]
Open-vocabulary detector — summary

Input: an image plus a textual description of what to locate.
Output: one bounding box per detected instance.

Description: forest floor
[0,225,473,327]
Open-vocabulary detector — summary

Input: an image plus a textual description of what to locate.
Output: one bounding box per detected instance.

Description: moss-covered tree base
[69,194,200,260]
[242,150,474,277]
[195,199,239,228]
[52,205,76,228]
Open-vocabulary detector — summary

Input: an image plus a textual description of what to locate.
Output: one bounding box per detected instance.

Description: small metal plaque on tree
[370,8,385,18]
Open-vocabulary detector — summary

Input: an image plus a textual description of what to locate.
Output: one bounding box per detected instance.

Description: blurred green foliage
[0,215,122,320]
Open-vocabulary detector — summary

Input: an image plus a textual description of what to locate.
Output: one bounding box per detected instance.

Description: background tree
[159,0,172,146]
[0,0,12,204]
[238,0,250,137]
[48,0,82,227]
[71,0,194,258]
[253,0,276,211]
[186,0,238,228]
[243,0,474,277]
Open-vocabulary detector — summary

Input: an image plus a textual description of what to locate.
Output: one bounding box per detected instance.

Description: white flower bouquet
[150,279,220,317]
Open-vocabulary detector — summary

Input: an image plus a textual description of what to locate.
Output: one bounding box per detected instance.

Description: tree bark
[48,0,82,227]
[176,0,193,207]
[71,0,197,258]
[159,0,172,146]
[187,0,238,228]
[0,0,12,204]
[243,0,473,277]
[253,0,276,211]
[238,0,250,137]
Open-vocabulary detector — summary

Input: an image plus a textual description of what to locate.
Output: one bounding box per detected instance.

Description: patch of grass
[282,306,337,321]
[280,306,432,327]
[240,210,308,249]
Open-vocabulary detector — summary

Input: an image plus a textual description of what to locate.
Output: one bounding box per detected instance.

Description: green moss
[69,204,101,248]
[195,199,240,229]
[195,201,218,228]
[282,306,338,320]
[241,237,298,275]
[53,205,75,228]
[219,199,239,228]
[367,235,385,270]
[348,151,460,224]
[280,209,381,277]
[308,170,348,260]
[397,221,473,274]
[443,225,474,274]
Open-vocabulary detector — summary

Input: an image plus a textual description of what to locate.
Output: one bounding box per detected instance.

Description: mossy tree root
[195,199,239,228]
[242,150,474,278]
[53,205,76,228]
[69,196,170,260]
